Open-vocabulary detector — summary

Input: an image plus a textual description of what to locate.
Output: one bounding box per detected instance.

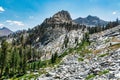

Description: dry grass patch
[112,37,120,42]
[109,43,120,50]
[93,48,104,55]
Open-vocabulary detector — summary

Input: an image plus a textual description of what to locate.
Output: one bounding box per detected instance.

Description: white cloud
[0,6,5,12]
[112,11,117,15]
[6,20,25,26]
[0,23,4,27]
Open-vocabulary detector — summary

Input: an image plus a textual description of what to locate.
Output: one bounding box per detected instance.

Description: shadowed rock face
[35,10,83,46]
[73,15,108,26]
[39,10,72,45]
[29,10,85,59]
[0,27,13,37]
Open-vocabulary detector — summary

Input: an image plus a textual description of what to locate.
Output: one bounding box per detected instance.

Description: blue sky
[0,0,120,31]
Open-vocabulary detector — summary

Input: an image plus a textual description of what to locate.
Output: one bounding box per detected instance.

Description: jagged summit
[53,10,72,21]
[35,10,83,46]
[44,10,72,24]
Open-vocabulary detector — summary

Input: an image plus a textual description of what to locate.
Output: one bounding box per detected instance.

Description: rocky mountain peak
[44,10,72,24]
[53,10,72,21]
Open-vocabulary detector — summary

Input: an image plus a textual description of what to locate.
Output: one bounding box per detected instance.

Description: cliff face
[33,10,86,60]
[32,10,82,46]
[3,10,85,60]
[40,29,85,60]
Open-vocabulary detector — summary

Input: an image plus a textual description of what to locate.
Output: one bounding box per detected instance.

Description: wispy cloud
[0,6,5,12]
[0,23,4,27]
[112,11,117,15]
[6,20,25,26]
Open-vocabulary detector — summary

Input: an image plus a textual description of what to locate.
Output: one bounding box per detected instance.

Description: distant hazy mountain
[73,15,108,26]
[0,27,13,37]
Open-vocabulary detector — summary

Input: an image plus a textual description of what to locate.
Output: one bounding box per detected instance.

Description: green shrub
[59,51,68,58]
[98,53,108,57]
[98,70,109,76]
[86,74,96,80]
[78,58,84,61]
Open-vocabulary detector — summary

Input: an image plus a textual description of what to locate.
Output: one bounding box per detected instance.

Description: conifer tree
[0,40,8,77]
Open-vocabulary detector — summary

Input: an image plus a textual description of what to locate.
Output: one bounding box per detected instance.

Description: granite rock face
[44,10,73,24]
[37,25,120,80]
[38,49,120,80]
[33,10,86,60]
[52,10,72,22]
[40,29,84,60]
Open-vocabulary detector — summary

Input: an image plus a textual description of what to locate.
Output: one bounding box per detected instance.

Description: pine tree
[51,52,58,64]
[0,40,9,77]
[23,48,27,74]
[51,54,54,64]
[54,52,58,62]
[83,32,90,43]
[18,47,24,74]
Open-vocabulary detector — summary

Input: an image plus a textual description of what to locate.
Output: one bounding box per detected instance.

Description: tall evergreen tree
[0,40,9,77]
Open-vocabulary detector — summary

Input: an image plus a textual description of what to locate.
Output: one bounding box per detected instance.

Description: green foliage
[98,70,109,76]
[51,52,58,64]
[86,74,96,80]
[98,53,108,57]
[78,58,84,61]
[83,32,90,43]
[85,70,109,80]
[59,51,67,58]
[64,36,69,48]
[0,38,43,79]
[51,54,54,64]
[0,32,91,79]
[0,39,9,77]
[76,40,90,53]
[68,48,74,53]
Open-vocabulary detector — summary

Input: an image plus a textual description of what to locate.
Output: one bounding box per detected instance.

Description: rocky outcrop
[53,10,72,22]
[38,49,120,80]
[37,25,120,80]
[30,10,86,60]
[44,10,72,24]
[40,29,84,60]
